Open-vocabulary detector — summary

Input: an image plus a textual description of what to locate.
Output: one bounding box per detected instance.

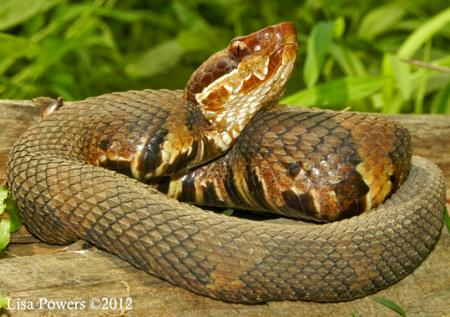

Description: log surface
[0,100,449,317]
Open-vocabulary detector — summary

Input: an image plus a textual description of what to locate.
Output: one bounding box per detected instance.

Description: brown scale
[163,107,411,222]
[80,90,218,180]
[78,22,297,181]
[184,52,237,107]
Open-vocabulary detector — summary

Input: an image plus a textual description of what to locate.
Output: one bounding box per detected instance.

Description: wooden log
[0,100,449,317]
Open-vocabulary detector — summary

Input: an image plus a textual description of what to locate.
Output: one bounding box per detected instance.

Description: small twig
[402,59,450,73]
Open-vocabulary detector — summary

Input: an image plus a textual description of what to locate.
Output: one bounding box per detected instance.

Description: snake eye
[228,40,250,60]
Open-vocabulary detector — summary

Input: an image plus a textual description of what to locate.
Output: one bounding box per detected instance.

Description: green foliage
[373,296,408,317]
[0,291,8,310]
[303,21,335,88]
[0,187,22,251]
[222,209,234,216]
[0,0,448,113]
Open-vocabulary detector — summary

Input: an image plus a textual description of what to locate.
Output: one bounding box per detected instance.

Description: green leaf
[358,4,405,40]
[0,188,7,211]
[0,216,10,251]
[333,17,346,39]
[5,199,21,234]
[0,291,8,309]
[0,33,39,59]
[0,0,62,31]
[413,40,431,114]
[125,40,183,78]
[444,207,450,235]
[283,76,388,108]
[303,21,335,88]
[390,55,412,101]
[398,8,450,59]
[222,209,234,216]
[373,297,407,317]
[0,187,21,236]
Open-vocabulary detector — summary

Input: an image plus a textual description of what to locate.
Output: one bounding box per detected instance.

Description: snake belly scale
[6,22,445,303]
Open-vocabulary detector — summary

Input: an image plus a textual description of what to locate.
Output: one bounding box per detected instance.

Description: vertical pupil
[237,44,242,54]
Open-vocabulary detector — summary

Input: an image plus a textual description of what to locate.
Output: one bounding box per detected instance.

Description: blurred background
[0,0,449,113]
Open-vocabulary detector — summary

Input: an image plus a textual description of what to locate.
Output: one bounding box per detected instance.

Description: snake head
[184,22,297,138]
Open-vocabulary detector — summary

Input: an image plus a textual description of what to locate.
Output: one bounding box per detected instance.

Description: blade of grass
[391,55,412,101]
[381,54,393,112]
[373,297,407,317]
[414,40,431,113]
[358,4,405,40]
[398,8,450,59]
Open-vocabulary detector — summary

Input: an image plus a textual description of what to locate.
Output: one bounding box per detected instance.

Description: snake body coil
[6,22,445,303]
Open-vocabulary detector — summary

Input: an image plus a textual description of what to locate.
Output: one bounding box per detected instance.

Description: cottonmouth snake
[6,22,445,303]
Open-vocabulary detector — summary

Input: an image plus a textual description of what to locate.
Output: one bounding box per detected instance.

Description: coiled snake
[6,22,445,303]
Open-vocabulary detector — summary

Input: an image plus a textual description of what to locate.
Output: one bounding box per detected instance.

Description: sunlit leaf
[373,297,407,317]
[381,53,395,113]
[333,17,345,39]
[0,215,11,251]
[125,40,183,78]
[0,291,8,309]
[358,4,405,40]
[391,55,412,101]
[0,187,11,251]
[0,0,62,31]
[283,76,388,108]
[303,21,335,88]
[398,8,450,59]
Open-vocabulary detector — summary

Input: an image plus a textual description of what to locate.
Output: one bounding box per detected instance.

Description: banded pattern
[161,106,411,221]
